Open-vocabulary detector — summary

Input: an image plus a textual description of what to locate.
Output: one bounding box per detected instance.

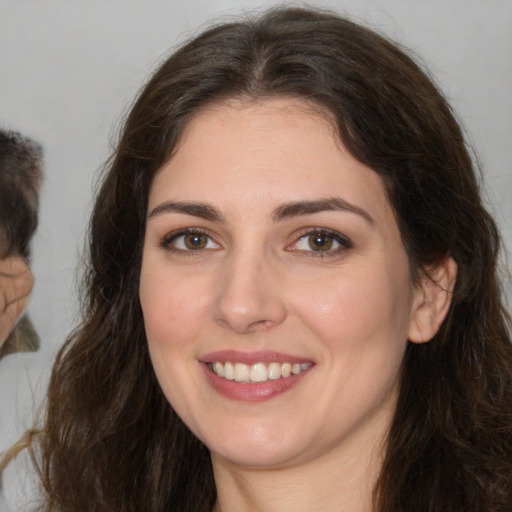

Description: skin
[139,98,455,511]
[0,256,33,348]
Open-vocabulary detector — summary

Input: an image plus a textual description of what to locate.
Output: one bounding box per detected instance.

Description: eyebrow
[148,201,225,222]
[272,197,375,224]
[148,197,374,225]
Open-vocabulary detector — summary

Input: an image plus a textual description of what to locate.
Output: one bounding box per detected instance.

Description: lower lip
[201,363,311,402]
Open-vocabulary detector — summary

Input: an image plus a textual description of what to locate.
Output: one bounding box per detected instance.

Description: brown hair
[0,129,43,357]
[0,130,42,260]
[37,7,511,511]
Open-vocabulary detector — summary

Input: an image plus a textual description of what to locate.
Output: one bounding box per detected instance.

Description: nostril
[212,263,287,333]
[247,319,274,332]
[213,298,287,334]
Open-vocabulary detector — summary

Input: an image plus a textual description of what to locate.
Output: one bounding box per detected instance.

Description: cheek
[291,262,414,352]
[291,265,413,419]
[140,269,212,349]
[139,270,211,422]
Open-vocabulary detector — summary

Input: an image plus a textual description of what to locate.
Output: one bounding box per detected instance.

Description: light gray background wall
[1,0,511,359]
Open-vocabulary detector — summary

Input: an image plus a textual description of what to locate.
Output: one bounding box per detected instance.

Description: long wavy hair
[35,7,511,511]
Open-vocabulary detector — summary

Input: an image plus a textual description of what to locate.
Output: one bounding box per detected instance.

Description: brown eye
[308,232,334,251]
[290,229,352,255]
[166,230,220,252]
[184,232,208,250]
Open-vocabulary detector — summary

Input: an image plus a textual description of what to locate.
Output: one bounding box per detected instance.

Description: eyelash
[161,227,352,257]
[288,228,352,257]
[162,228,220,255]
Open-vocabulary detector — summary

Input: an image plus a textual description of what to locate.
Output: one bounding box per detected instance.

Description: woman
[10,6,512,511]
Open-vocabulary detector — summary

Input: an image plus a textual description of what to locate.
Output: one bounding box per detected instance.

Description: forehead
[182,96,339,148]
[149,97,391,222]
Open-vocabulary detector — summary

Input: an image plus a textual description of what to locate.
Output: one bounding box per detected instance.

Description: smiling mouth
[208,361,312,383]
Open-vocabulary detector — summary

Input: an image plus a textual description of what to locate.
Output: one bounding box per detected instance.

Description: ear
[408,255,458,344]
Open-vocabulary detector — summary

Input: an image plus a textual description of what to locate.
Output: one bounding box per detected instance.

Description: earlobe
[408,255,458,344]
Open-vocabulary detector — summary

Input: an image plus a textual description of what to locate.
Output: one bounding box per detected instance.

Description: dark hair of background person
[0,129,42,357]
[33,7,512,512]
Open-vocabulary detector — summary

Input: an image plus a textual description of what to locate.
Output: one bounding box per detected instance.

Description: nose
[212,249,287,334]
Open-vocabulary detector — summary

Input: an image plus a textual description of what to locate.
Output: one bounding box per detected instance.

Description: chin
[203,422,311,469]
[211,443,302,469]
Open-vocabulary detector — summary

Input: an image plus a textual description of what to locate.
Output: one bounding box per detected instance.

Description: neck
[211,423,386,512]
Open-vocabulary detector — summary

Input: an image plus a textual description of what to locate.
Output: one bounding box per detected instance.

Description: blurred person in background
[0,129,43,358]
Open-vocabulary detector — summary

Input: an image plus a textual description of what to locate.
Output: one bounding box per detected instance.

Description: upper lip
[200,350,313,365]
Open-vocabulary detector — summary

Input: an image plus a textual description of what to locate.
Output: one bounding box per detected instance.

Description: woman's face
[140,98,424,470]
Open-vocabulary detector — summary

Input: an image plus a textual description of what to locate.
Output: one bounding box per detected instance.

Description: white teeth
[213,361,224,377]
[234,363,249,382]
[267,362,281,380]
[291,363,301,375]
[250,363,267,382]
[224,362,234,380]
[281,362,291,378]
[210,361,312,383]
